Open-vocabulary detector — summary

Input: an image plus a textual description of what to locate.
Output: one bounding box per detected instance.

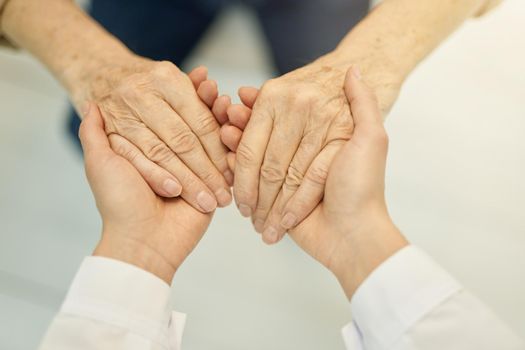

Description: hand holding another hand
[221,67,408,298]
[230,61,355,243]
[75,56,233,213]
[80,102,214,284]
[80,65,407,298]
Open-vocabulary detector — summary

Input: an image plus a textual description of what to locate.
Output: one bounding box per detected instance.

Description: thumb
[344,66,383,132]
[79,103,113,160]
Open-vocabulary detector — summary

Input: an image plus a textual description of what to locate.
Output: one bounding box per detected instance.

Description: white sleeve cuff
[343,246,462,350]
[60,256,186,349]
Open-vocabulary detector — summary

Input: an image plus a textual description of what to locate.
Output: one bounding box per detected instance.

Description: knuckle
[194,112,220,138]
[289,197,310,214]
[260,79,284,99]
[145,142,175,164]
[199,168,220,185]
[168,130,199,155]
[306,165,329,186]
[113,141,138,162]
[253,208,270,221]
[261,78,278,91]
[153,61,179,78]
[236,143,257,165]
[260,165,285,184]
[283,164,303,189]
[179,173,199,191]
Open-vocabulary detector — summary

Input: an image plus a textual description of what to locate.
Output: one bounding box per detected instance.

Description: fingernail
[223,170,234,186]
[197,191,217,213]
[351,66,362,80]
[82,103,91,118]
[280,213,297,229]
[163,179,182,197]
[238,204,252,217]
[215,188,232,207]
[263,226,278,244]
[254,219,265,233]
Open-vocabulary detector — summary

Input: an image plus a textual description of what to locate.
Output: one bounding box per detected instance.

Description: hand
[74,54,232,213]
[232,61,355,244]
[79,103,213,284]
[220,67,408,298]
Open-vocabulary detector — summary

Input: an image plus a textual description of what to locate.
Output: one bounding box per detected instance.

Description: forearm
[0,0,133,107]
[318,0,499,112]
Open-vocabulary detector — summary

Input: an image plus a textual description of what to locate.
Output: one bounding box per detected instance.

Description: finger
[131,98,232,206]
[161,70,232,188]
[188,66,208,90]
[197,80,219,108]
[344,66,382,130]
[254,132,323,236]
[250,120,303,230]
[227,152,236,173]
[114,120,218,213]
[220,124,243,152]
[262,141,343,244]
[227,104,251,130]
[238,86,259,108]
[233,104,274,218]
[78,103,112,158]
[108,134,182,198]
[212,95,231,125]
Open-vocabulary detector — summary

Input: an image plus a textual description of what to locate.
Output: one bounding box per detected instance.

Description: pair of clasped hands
[81,63,406,297]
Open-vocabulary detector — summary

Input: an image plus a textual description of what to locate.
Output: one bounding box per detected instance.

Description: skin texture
[107,66,224,200]
[81,65,409,299]
[230,0,499,243]
[215,67,409,299]
[0,0,231,213]
[0,0,498,222]
[80,103,214,285]
[85,58,233,212]
[0,0,501,292]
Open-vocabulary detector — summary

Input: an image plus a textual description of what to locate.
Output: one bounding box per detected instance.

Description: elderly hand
[74,55,232,213]
[230,60,354,243]
[289,68,407,298]
[217,67,407,297]
[79,103,213,284]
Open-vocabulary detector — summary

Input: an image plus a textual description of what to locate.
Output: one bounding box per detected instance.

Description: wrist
[1,0,137,111]
[93,232,177,284]
[316,48,404,115]
[65,47,140,110]
[330,215,409,300]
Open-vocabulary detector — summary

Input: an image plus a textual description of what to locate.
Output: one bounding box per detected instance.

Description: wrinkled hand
[218,67,407,296]
[232,62,355,244]
[76,55,232,213]
[79,103,213,284]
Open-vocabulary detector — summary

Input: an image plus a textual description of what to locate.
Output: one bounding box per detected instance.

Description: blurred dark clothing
[68,0,369,148]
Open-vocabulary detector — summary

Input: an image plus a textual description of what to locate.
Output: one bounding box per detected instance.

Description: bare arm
[0,0,130,107]
[0,0,233,213]
[321,0,503,112]
[232,0,503,244]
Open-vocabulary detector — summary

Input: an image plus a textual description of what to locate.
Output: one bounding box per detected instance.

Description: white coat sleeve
[342,246,524,350]
[39,256,186,350]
